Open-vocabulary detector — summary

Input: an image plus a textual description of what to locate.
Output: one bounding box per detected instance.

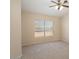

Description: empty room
[11,0,69,59]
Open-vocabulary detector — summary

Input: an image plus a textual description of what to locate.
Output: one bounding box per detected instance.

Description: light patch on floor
[22,41,69,59]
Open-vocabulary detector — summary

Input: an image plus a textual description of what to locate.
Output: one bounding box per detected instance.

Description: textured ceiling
[21,0,69,17]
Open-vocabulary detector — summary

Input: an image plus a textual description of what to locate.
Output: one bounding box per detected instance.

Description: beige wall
[22,11,61,46]
[10,0,22,59]
[61,14,69,43]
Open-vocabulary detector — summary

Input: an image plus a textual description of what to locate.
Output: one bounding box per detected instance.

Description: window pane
[35,32,44,37]
[34,20,53,37]
[34,20,44,37]
[45,20,53,36]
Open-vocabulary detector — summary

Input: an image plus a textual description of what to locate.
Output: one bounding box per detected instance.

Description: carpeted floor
[22,41,69,59]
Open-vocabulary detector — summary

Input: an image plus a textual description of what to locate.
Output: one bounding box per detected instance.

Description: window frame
[34,19,53,38]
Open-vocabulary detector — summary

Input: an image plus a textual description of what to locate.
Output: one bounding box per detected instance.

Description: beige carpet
[22,41,69,59]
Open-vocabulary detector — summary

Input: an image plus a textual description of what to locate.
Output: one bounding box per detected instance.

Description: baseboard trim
[61,40,69,44]
[22,40,61,47]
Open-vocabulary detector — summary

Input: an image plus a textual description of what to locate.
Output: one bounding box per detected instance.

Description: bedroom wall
[61,13,69,43]
[22,11,61,46]
[10,0,22,59]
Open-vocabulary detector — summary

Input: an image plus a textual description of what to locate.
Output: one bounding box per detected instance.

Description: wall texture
[22,11,61,46]
[61,14,69,43]
[10,0,22,59]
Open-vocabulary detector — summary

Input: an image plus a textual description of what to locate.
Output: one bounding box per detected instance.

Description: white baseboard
[22,39,60,47]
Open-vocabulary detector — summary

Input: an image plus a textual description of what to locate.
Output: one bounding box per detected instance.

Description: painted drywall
[61,14,69,43]
[22,11,61,46]
[10,0,22,59]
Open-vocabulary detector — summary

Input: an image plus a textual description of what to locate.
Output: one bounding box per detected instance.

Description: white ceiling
[21,0,69,16]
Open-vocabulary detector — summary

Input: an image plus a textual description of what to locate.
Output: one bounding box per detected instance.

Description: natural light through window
[34,20,53,38]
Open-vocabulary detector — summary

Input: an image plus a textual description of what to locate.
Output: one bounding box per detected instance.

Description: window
[45,20,53,36]
[34,20,53,38]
